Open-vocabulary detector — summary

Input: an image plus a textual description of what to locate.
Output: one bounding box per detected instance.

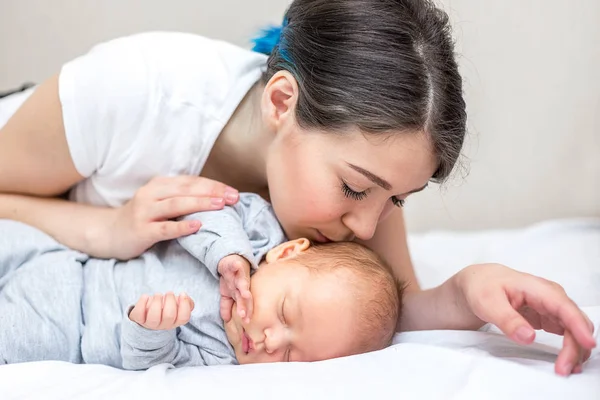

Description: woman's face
[261,71,438,243]
[265,124,437,243]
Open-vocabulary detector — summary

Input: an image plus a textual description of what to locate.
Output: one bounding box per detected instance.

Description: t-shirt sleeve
[58,36,157,178]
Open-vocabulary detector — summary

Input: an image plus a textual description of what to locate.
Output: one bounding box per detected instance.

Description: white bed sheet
[1,218,599,400]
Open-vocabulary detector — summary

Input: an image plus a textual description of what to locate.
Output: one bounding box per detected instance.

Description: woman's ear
[265,238,310,263]
[261,71,299,132]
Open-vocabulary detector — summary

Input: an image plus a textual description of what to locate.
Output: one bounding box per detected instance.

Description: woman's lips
[315,230,332,243]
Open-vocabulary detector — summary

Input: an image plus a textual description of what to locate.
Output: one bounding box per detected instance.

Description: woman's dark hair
[253,0,466,182]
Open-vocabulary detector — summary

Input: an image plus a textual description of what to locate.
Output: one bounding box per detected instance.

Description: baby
[0,193,401,369]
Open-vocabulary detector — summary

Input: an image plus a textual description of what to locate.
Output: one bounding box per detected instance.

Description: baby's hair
[253,0,467,183]
[293,241,405,354]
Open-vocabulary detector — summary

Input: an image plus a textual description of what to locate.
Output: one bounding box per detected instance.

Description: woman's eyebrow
[403,183,429,195]
[346,163,429,195]
[346,163,392,190]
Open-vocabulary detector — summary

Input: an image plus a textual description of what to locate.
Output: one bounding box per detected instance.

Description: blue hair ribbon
[252,17,290,62]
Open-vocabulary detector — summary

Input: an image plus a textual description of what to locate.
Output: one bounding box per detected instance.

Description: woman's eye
[391,196,405,208]
[341,181,368,201]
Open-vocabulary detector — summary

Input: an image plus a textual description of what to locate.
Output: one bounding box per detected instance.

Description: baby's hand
[218,254,253,323]
[129,292,195,330]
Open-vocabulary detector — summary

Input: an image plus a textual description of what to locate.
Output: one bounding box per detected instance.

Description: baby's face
[224,259,357,364]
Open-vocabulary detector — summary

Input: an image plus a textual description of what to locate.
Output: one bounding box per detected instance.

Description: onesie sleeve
[176,203,256,280]
[120,313,208,369]
[176,193,286,278]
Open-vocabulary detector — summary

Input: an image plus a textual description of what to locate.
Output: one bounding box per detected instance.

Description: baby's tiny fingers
[239,288,252,299]
[220,296,234,322]
[233,260,246,272]
[145,294,164,329]
[235,275,250,294]
[244,294,254,323]
[129,294,150,324]
[159,292,178,329]
[237,297,246,319]
[175,293,193,327]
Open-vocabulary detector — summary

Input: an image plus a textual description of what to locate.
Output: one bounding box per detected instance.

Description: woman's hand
[455,264,597,376]
[104,176,239,260]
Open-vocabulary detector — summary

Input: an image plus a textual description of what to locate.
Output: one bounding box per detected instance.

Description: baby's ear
[265,238,310,263]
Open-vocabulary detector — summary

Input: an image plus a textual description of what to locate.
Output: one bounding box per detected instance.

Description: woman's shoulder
[61,32,267,206]
[95,31,267,114]
[93,31,266,78]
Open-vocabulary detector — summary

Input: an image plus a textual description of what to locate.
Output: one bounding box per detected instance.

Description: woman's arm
[0,75,117,254]
[0,75,236,259]
[0,193,117,256]
[361,209,597,376]
[0,75,83,195]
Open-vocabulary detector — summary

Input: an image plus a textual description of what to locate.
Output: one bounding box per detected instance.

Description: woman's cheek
[378,203,396,221]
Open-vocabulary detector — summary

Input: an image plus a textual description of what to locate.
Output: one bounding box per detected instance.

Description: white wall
[406,0,600,231]
[1,0,598,232]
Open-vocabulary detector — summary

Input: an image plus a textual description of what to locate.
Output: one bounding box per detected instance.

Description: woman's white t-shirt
[59,32,267,206]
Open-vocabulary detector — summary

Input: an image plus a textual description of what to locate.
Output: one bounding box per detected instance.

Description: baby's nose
[264,327,285,353]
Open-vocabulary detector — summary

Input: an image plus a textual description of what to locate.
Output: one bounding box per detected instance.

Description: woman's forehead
[322,131,437,189]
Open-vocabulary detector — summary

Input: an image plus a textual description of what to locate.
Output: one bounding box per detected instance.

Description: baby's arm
[177,194,286,322]
[121,292,208,369]
[177,204,257,322]
[0,219,85,280]
[177,202,256,279]
[177,193,286,277]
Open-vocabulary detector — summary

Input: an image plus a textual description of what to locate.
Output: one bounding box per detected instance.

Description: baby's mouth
[242,328,253,354]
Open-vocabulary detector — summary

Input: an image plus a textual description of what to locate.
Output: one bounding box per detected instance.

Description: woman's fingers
[555,330,584,376]
[147,176,239,204]
[523,284,597,350]
[149,220,202,242]
[474,289,537,345]
[151,196,227,220]
[519,306,564,335]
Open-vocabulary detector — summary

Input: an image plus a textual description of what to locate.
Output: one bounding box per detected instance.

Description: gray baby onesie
[0,193,285,369]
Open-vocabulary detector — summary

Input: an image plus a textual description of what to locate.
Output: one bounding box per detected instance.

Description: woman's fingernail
[225,190,239,203]
[515,326,534,343]
[211,197,225,206]
[188,220,201,229]
[564,363,574,375]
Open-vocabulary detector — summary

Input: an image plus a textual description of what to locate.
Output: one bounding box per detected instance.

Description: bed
[1,217,598,400]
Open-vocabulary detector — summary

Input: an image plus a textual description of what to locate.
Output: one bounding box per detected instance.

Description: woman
[0,0,594,375]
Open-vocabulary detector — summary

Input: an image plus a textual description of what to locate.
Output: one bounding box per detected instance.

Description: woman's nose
[342,208,380,241]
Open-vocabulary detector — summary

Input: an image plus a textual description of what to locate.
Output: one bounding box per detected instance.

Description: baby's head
[224,238,404,364]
